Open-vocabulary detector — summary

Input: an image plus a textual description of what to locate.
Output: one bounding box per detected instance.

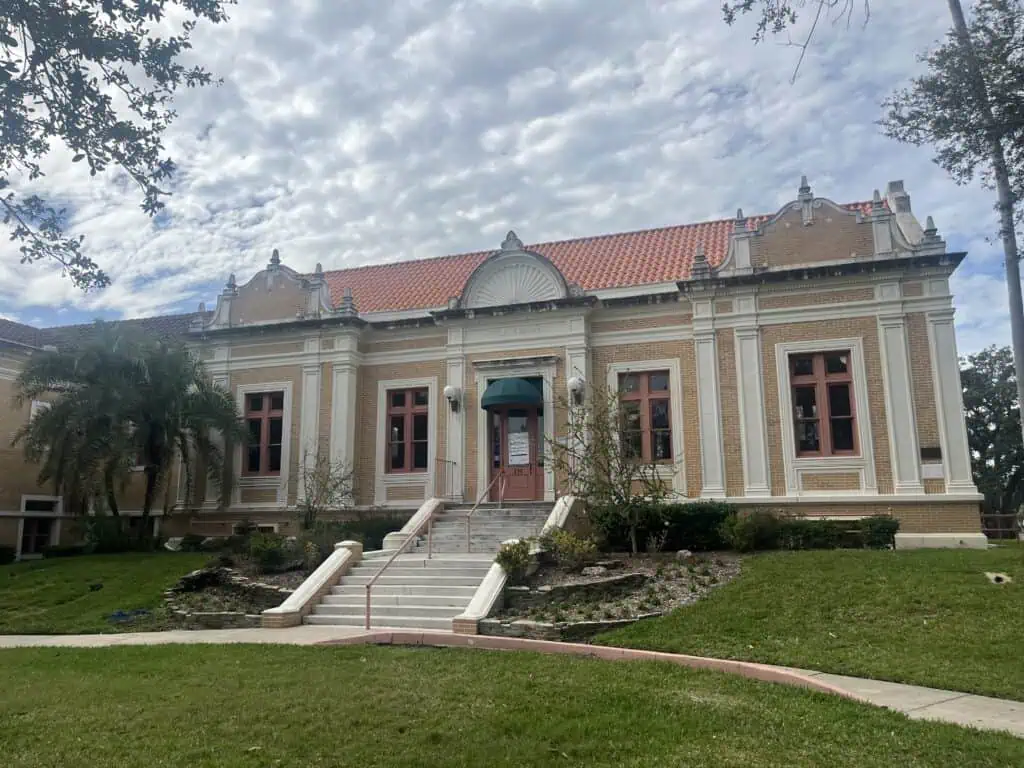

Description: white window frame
[29,400,50,421]
[16,495,62,561]
[233,381,294,508]
[775,337,877,496]
[233,522,280,534]
[605,359,686,496]
[375,376,438,506]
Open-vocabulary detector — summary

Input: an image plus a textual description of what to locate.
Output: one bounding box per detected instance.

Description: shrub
[861,515,900,549]
[720,510,783,552]
[0,546,15,565]
[179,533,206,552]
[496,539,532,584]
[590,501,736,553]
[248,532,291,574]
[82,516,135,553]
[538,529,597,570]
[41,544,87,558]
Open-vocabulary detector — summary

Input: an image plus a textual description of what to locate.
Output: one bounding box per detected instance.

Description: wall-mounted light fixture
[443,384,461,413]
[567,376,586,406]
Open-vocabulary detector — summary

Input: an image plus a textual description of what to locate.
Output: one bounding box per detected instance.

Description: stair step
[314,603,463,618]
[331,584,479,597]
[305,614,453,630]
[322,593,470,608]
[343,567,490,580]
[342,574,482,587]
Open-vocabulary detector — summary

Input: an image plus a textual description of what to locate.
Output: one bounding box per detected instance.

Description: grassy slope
[597,548,1024,699]
[1,645,1021,768]
[0,552,209,634]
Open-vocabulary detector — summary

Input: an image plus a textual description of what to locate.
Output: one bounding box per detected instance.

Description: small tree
[295,450,355,531]
[549,384,675,554]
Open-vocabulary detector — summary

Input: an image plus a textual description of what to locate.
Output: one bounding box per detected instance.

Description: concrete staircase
[305,502,551,629]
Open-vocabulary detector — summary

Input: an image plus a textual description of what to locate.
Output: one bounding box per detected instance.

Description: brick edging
[315,630,867,703]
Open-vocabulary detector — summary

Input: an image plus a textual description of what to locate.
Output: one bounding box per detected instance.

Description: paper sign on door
[507,432,531,466]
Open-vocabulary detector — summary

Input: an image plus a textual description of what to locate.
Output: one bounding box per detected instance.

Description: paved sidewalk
[2,627,1022,738]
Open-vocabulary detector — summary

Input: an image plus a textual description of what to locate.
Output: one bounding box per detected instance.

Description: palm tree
[14,322,243,533]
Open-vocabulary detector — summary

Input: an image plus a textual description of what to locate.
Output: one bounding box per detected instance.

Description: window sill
[383,472,429,485]
[239,475,282,489]
[792,455,863,465]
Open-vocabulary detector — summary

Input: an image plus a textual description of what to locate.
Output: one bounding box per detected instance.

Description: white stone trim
[774,337,877,496]
[374,376,438,506]
[876,309,924,494]
[473,359,556,502]
[444,353,466,502]
[329,362,358,470]
[693,328,726,498]
[604,358,686,496]
[233,380,294,508]
[927,309,977,493]
[734,327,771,496]
[15,495,61,560]
[591,281,681,300]
[724,492,982,504]
[297,354,322,501]
[895,532,987,550]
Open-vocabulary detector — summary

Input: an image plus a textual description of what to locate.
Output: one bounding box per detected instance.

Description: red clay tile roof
[324,202,875,313]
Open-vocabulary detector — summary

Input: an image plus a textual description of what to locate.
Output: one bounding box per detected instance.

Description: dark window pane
[413,413,428,441]
[390,391,406,409]
[651,399,670,429]
[247,419,262,444]
[390,442,405,470]
[791,356,814,376]
[825,353,849,375]
[620,401,641,431]
[652,430,672,461]
[270,393,284,411]
[793,387,817,419]
[23,499,56,513]
[413,441,428,469]
[413,389,429,407]
[618,374,639,394]
[268,417,283,445]
[797,421,820,453]
[268,444,282,472]
[247,446,261,473]
[831,418,855,451]
[622,432,642,459]
[649,372,670,392]
[390,415,405,443]
[247,394,263,412]
[828,384,852,418]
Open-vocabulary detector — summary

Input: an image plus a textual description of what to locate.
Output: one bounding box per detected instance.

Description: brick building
[0,178,985,557]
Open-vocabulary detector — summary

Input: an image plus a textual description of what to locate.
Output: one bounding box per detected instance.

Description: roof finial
[198,301,206,313]
[226,273,236,291]
[734,208,746,233]
[314,262,323,276]
[270,248,281,266]
[501,230,524,251]
[798,175,812,198]
[340,286,356,315]
[736,207,744,220]
[924,215,937,236]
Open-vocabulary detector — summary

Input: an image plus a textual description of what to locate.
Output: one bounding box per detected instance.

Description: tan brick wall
[363,336,446,354]
[906,312,941,455]
[231,341,304,358]
[800,472,861,492]
[759,287,875,310]
[761,318,894,496]
[0,368,53,512]
[714,300,733,315]
[240,487,278,504]
[752,206,875,267]
[591,341,701,497]
[356,361,445,506]
[0,517,19,549]
[590,313,692,334]
[924,478,946,494]
[903,282,924,298]
[318,362,332,457]
[738,502,980,533]
[716,331,743,497]
[386,483,427,502]
[230,273,307,325]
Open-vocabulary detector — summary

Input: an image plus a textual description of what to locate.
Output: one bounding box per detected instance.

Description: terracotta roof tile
[325,202,875,313]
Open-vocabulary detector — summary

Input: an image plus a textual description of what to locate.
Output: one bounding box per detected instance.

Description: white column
[445,355,466,501]
[878,314,924,494]
[297,360,322,500]
[206,371,230,506]
[329,362,358,471]
[928,308,977,493]
[694,327,726,498]
[734,327,771,496]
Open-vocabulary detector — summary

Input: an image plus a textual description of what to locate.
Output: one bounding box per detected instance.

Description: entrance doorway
[489,404,544,501]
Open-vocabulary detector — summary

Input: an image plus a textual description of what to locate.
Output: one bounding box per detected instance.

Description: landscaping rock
[581,566,608,577]
[675,549,694,562]
[164,537,183,552]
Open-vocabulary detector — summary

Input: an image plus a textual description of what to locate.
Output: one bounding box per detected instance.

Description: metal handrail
[466,469,506,553]
[364,509,436,630]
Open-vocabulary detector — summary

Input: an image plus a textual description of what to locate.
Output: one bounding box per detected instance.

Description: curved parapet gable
[458,230,571,309]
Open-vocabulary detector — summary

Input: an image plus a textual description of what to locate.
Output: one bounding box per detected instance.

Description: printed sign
[508,432,531,466]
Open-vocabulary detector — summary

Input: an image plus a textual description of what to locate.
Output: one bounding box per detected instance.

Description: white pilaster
[206,367,230,506]
[329,362,358,470]
[927,308,977,493]
[734,327,771,496]
[878,313,924,494]
[445,355,466,501]
[693,298,725,497]
[297,346,322,500]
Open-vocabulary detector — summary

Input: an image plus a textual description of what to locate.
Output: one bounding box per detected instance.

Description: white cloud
[0,0,1012,350]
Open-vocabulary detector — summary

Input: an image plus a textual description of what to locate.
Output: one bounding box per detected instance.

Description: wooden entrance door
[489,406,543,501]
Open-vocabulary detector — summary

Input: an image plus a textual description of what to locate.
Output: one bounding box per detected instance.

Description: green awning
[480,377,542,409]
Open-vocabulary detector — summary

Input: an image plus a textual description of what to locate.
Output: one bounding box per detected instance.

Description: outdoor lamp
[567,376,585,405]
[443,385,461,413]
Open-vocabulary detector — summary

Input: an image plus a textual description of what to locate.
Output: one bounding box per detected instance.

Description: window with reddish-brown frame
[617,371,672,462]
[245,392,284,475]
[789,351,857,457]
[387,388,430,473]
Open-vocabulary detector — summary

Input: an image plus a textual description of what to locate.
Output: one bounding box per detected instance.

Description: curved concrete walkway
[1,627,1022,738]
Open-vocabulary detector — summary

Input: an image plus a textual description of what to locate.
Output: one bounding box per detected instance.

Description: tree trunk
[102,462,120,517]
[141,466,157,541]
[946,0,1024,450]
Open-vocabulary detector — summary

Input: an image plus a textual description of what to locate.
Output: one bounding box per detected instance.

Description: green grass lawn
[0,645,1020,767]
[0,552,209,634]
[597,547,1024,699]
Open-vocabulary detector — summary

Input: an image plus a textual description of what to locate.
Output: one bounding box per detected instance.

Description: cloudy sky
[0,0,1011,352]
